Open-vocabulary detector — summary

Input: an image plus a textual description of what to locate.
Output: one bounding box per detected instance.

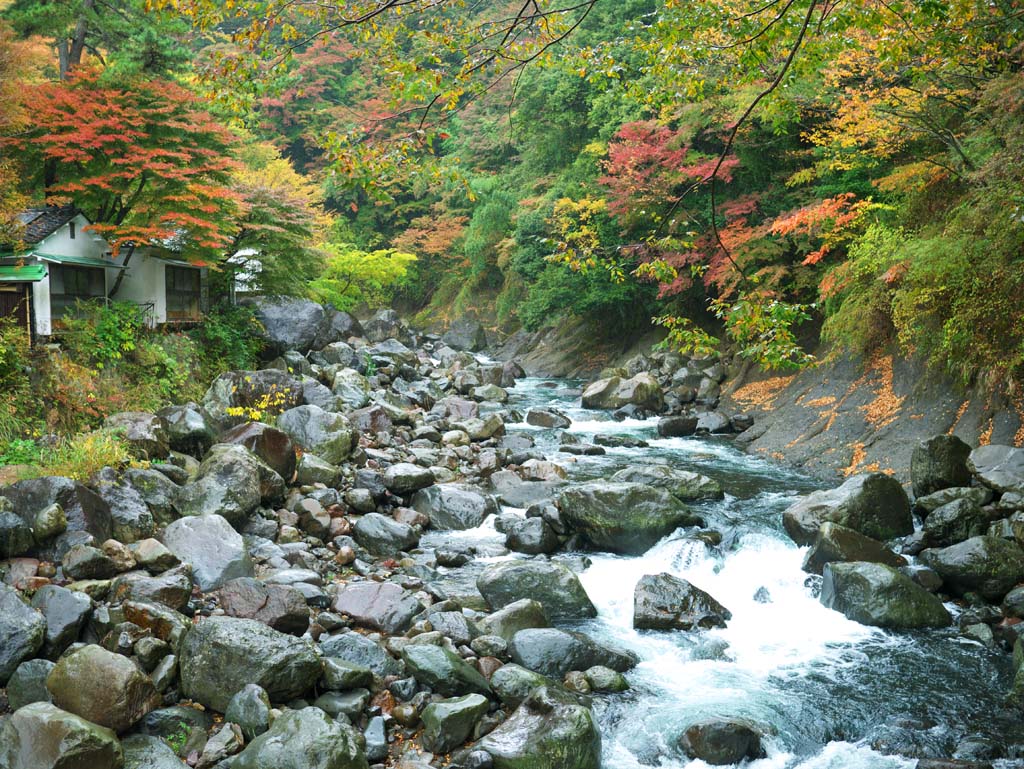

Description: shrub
[189,304,263,371]
[14,430,132,481]
[61,301,146,368]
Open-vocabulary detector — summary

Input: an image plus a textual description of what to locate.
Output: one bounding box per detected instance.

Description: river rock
[157,403,215,456]
[176,444,283,525]
[89,467,156,544]
[782,473,913,546]
[179,616,321,711]
[0,510,34,557]
[121,733,185,769]
[220,421,297,482]
[478,560,596,620]
[383,462,434,495]
[633,573,732,630]
[421,693,490,753]
[401,643,492,696]
[161,514,253,590]
[31,584,92,657]
[443,317,488,351]
[657,415,698,437]
[922,498,989,547]
[505,516,560,554]
[911,435,973,498]
[123,468,180,527]
[224,684,271,741]
[332,580,424,634]
[919,536,1024,602]
[315,307,364,348]
[0,702,123,769]
[477,599,550,642]
[248,296,325,355]
[277,404,355,464]
[1,475,112,542]
[231,706,368,769]
[321,657,373,690]
[477,686,601,769]
[968,444,1024,493]
[202,369,305,430]
[557,482,702,555]
[320,631,405,677]
[678,718,765,766]
[0,584,45,685]
[352,512,419,555]
[509,628,637,677]
[104,411,170,460]
[820,562,952,628]
[216,577,310,634]
[609,465,723,502]
[802,522,908,575]
[412,484,499,530]
[47,644,160,732]
[7,659,55,710]
[526,408,571,429]
[582,373,663,411]
[915,486,993,515]
[111,567,192,611]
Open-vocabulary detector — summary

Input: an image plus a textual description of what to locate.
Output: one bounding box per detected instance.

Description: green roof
[0,264,47,282]
[35,252,120,269]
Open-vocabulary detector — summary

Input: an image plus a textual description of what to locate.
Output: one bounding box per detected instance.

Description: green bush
[61,301,146,368]
[189,304,263,371]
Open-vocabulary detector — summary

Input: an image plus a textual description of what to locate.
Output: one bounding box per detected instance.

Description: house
[0,206,208,338]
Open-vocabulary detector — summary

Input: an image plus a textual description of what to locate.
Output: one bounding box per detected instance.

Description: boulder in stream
[911,435,973,498]
[633,572,732,631]
[820,562,952,628]
[782,473,912,546]
[802,522,908,575]
[478,560,596,621]
[919,535,1024,602]
[581,373,663,411]
[678,718,765,766]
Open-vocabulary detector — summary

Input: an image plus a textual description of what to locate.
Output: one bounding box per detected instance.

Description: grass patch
[6,430,133,482]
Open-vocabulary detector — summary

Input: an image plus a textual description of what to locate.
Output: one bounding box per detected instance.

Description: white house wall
[110,250,167,326]
[30,277,52,336]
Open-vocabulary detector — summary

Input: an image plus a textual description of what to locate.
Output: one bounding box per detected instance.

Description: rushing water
[424,375,1019,768]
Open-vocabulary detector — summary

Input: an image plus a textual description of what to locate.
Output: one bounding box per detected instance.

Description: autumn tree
[0,23,30,242]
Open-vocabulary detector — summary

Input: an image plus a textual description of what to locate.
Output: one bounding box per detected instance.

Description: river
[424,375,1018,768]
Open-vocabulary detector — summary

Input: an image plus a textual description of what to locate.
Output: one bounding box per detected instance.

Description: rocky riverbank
[1,302,1023,769]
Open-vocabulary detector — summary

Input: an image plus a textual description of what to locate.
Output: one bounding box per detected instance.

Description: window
[49,264,105,319]
[68,221,76,239]
[166,265,201,320]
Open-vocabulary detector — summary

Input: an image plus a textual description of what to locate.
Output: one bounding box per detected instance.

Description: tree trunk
[107,243,135,299]
[65,0,95,78]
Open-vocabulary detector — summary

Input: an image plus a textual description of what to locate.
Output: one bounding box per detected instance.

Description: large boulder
[609,466,723,502]
[202,369,305,431]
[0,584,45,685]
[176,444,283,526]
[442,317,488,352]
[678,719,765,766]
[363,308,410,344]
[557,482,702,555]
[352,513,419,556]
[220,422,297,482]
[383,462,434,495]
[802,522,908,575]
[330,368,372,411]
[319,632,405,678]
[581,373,663,411]
[477,599,550,642]
[478,560,596,621]
[332,581,424,634]
[633,573,731,631]
[477,686,601,769]
[231,706,368,769]
[411,484,499,530]
[122,468,180,527]
[921,498,988,547]
[178,616,322,712]
[313,307,365,349]
[967,444,1024,493]
[111,568,192,612]
[216,577,310,635]
[911,435,972,498]
[103,411,169,460]
[919,536,1024,602]
[401,644,492,696]
[0,702,123,769]
[421,693,491,754]
[782,473,912,546]
[508,628,636,677]
[46,644,159,733]
[525,408,571,429]
[276,405,356,465]
[820,562,952,628]
[249,297,327,356]
[0,509,34,557]
[160,514,253,591]
[157,403,215,456]
[1,475,111,542]
[88,467,156,544]
[31,584,92,658]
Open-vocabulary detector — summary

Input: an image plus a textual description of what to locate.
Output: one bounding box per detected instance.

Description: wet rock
[1003,585,1024,618]
[402,643,492,696]
[477,599,551,642]
[7,658,55,710]
[177,444,283,525]
[505,517,560,555]
[584,665,628,693]
[443,317,488,351]
[353,512,419,555]
[657,415,698,437]
[314,307,364,349]
[922,499,989,547]
[249,296,326,355]
[384,462,435,495]
[802,522,908,575]
[295,452,342,487]
[88,468,157,544]
[0,510,34,557]
[216,577,310,635]
[509,628,636,677]
[157,403,215,456]
[111,567,192,611]
[915,486,993,516]
[633,573,731,631]
[63,543,118,579]
[920,536,1024,602]
[225,684,272,741]
[161,514,253,591]
[312,340,358,368]
[782,473,913,546]
[232,705,367,769]
[47,644,160,732]
[31,584,92,657]
[123,468,180,527]
[322,657,373,690]
[314,688,370,719]
[179,616,322,712]
[0,702,123,769]
[221,421,297,482]
[820,562,952,628]
[609,466,723,502]
[557,482,702,555]
[202,369,305,431]
[332,580,424,634]
[525,408,571,429]
[32,502,67,542]
[321,631,405,677]
[474,383,509,403]
[967,444,1024,493]
[0,583,45,685]
[490,664,557,708]
[277,404,356,464]
[678,718,765,766]
[582,373,663,411]
[422,693,491,753]
[412,484,499,530]
[912,435,973,498]
[478,560,596,621]
[478,686,600,769]
[104,411,170,460]
[1,475,112,542]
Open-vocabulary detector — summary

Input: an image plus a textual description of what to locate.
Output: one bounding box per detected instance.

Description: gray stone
[478,561,595,621]
[224,684,271,741]
[582,373,663,411]
[157,403,215,456]
[6,658,55,710]
[657,415,698,437]
[220,421,297,482]
[633,573,731,631]
[353,513,419,556]
[111,568,192,612]
[505,517,560,555]
[821,562,952,628]
[0,583,45,685]
[0,702,123,769]
[177,444,283,526]
[509,628,636,678]
[319,631,405,677]
[276,405,356,464]
[202,369,305,431]
[411,484,498,530]
[31,584,92,657]
[250,297,327,356]
[583,666,628,693]
[922,498,989,547]
[490,664,558,709]
[332,580,424,634]
[104,411,170,460]
[443,318,488,351]
[322,657,374,690]
[215,577,310,635]
[384,462,435,495]
[782,473,913,546]
[911,435,972,498]
[422,693,490,753]
[678,719,765,766]
[968,444,1024,493]
[802,522,908,575]
[477,599,550,643]
[525,408,571,429]
[122,733,184,769]
[920,536,1024,602]
[915,486,993,514]
[314,307,364,349]
[1,476,112,542]
[609,466,723,502]
[401,643,491,696]
[0,510,33,557]
[161,514,253,591]
[231,706,368,769]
